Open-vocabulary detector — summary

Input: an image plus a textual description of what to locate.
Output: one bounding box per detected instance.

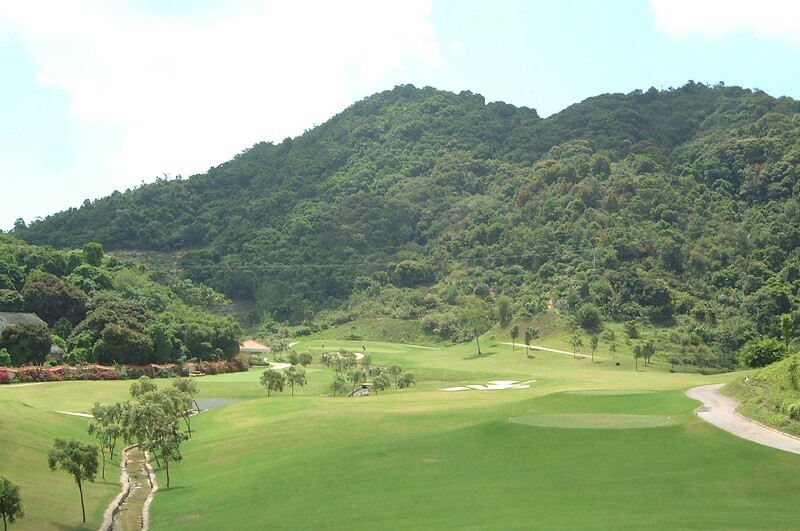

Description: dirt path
[502,342,602,359]
[98,445,158,531]
[685,383,800,455]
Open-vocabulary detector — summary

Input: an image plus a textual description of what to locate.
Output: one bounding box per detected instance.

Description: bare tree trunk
[79,481,86,522]
[101,449,106,480]
[476,336,482,356]
[165,458,170,488]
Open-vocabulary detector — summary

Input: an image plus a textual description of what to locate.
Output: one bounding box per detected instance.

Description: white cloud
[0,0,441,189]
[652,0,800,44]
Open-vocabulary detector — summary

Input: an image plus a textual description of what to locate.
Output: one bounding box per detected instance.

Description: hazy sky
[1,0,799,230]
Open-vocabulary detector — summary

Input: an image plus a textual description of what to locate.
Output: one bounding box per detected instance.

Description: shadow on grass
[49,522,91,530]
[464,350,497,360]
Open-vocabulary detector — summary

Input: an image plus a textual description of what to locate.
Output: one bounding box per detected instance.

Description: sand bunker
[441,380,536,392]
[567,390,658,396]
[509,414,676,429]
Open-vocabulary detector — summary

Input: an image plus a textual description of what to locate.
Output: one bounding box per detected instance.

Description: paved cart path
[686,383,800,455]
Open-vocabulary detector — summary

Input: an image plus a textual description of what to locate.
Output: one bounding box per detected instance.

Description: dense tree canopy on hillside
[10,83,800,367]
[0,234,239,367]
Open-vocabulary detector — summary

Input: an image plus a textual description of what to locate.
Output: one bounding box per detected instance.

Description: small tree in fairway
[0,476,24,531]
[47,439,98,523]
[260,369,285,397]
[590,334,599,363]
[510,324,519,350]
[330,375,348,397]
[371,373,390,394]
[285,366,307,396]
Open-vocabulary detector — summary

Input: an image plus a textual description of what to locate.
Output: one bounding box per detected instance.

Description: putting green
[567,390,659,396]
[509,413,676,429]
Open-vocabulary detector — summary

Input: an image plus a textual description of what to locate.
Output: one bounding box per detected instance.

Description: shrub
[737,337,789,368]
[576,303,603,330]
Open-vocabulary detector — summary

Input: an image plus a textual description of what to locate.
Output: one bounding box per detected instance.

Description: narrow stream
[100,446,155,531]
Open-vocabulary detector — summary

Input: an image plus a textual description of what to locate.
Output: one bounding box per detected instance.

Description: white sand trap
[269,362,291,370]
[57,411,94,418]
[441,380,536,391]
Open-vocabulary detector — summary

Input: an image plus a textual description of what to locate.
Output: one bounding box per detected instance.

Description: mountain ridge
[12,82,800,367]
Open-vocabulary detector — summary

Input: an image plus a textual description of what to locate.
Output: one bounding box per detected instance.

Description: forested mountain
[14,83,800,367]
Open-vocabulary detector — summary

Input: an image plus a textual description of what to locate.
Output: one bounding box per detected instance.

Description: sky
[1,0,799,231]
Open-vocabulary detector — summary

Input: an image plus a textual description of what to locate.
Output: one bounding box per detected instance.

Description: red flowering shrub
[0,370,10,384]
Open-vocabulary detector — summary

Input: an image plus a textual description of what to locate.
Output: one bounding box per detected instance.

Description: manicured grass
[2,339,798,529]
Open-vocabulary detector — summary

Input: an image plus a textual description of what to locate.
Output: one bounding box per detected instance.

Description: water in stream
[109,447,153,531]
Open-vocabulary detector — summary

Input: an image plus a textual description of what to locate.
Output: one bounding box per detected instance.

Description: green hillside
[12,83,800,368]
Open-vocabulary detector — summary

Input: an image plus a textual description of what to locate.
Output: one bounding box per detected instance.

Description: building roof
[0,312,48,330]
[239,339,271,353]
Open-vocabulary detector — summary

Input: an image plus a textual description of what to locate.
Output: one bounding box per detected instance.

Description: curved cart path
[686,383,800,455]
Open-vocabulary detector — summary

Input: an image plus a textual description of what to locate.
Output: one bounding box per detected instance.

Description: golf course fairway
[2,340,799,530]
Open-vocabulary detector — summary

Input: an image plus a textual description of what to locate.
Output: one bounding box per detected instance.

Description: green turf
[3,338,799,529]
[509,413,677,429]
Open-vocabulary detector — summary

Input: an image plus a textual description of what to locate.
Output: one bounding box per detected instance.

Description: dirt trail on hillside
[686,383,800,455]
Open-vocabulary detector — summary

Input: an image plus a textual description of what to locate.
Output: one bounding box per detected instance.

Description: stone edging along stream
[97,445,159,531]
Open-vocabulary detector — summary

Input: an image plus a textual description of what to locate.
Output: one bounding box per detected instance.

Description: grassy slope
[725,353,800,437]
[4,340,800,529]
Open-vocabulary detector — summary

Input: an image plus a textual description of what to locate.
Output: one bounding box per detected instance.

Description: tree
[0,290,23,313]
[164,386,194,436]
[82,242,104,267]
[781,314,795,346]
[53,317,73,341]
[576,303,602,330]
[459,304,491,356]
[47,438,98,523]
[0,322,51,366]
[524,327,539,355]
[633,344,642,371]
[510,324,519,350]
[88,402,123,480]
[569,329,583,358]
[605,330,618,359]
[387,365,404,388]
[98,323,154,366]
[371,373,390,394]
[360,354,373,373]
[737,337,789,368]
[497,295,513,327]
[0,476,24,531]
[398,372,416,388]
[330,375,348,397]
[21,272,86,325]
[0,349,9,367]
[285,366,307,396]
[172,378,200,412]
[590,334,599,363]
[348,368,364,393]
[642,339,655,366]
[298,352,313,367]
[260,369,285,397]
[130,375,158,398]
[147,410,187,488]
